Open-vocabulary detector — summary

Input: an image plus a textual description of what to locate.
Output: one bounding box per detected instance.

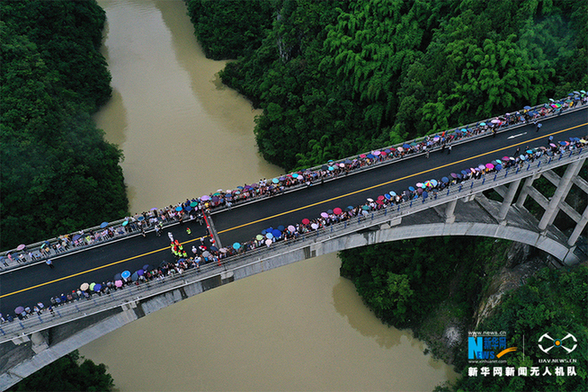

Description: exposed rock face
[473,242,551,328]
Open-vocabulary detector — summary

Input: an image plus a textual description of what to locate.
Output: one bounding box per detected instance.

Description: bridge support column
[515,175,537,208]
[538,160,583,231]
[568,204,588,246]
[30,332,48,354]
[497,179,521,224]
[445,199,458,224]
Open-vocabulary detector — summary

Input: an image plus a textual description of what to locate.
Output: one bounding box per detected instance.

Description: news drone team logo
[468,332,517,362]
[538,332,577,355]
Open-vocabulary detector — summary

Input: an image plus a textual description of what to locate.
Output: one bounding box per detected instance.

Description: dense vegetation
[1,0,129,250]
[339,237,505,330]
[186,0,587,171]
[7,350,114,392]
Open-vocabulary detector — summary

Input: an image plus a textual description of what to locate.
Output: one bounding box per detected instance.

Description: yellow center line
[2,122,586,299]
[217,122,587,234]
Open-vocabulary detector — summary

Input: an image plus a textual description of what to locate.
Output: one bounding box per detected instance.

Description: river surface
[81,0,457,390]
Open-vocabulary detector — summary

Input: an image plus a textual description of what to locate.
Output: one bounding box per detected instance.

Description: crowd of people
[4,133,585,325]
[3,92,586,268]
[1,94,587,324]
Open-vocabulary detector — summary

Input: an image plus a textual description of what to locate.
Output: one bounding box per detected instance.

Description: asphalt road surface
[1,107,586,317]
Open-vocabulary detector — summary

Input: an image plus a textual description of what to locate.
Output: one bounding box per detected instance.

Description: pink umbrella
[377,195,385,201]
[486,163,495,169]
[16,244,26,251]
[287,225,296,232]
[333,207,343,215]
[321,212,328,218]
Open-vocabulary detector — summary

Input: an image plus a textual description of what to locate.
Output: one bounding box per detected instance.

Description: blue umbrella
[403,143,411,149]
[142,264,151,271]
[100,222,109,228]
[272,178,279,184]
[175,206,182,211]
[121,270,131,279]
[389,191,396,197]
[277,225,285,232]
[441,176,449,183]
[408,186,415,192]
[114,272,122,281]
[495,164,502,171]
[233,242,241,249]
[366,154,375,159]
[266,233,274,239]
[524,105,531,110]
[272,229,281,238]
[384,194,391,200]
[347,206,354,210]
[184,205,193,211]
[72,234,82,241]
[137,216,145,221]
[93,284,102,292]
[122,220,129,226]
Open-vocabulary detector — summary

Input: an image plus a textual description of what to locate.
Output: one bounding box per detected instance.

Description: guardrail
[2,94,585,269]
[2,145,585,343]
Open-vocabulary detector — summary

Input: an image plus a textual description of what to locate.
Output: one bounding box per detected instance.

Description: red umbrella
[302,218,310,225]
[377,195,385,201]
[333,207,343,215]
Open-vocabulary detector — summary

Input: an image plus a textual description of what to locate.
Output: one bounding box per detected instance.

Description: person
[46,259,54,269]
[426,149,430,159]
[448,144,452,154]
[536,122,542,132]
[186,227,192,235]
[167,232,174,242]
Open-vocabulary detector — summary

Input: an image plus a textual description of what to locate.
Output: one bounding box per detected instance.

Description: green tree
[8,350,114,392]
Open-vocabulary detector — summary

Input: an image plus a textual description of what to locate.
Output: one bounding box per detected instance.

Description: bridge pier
[515,174,539,208]
[538,159,583,231]
[30,332,48,354]
[568,204,588,246]
[445,199,458,223]
[497,179,521,224]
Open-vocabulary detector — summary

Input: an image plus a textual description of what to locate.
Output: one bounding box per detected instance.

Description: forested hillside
[187,0,587,170]
[1,0,129,249]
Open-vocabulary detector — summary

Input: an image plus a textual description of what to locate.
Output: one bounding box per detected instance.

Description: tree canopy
[7,350,114,392]
[1,0,129,250]
[187,0,587,171]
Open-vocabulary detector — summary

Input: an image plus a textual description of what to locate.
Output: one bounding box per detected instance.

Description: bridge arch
[315,220,578,264]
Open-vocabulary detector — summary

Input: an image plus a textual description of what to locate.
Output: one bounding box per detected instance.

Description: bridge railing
[2,94,586,270]
[1,145,586,343]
